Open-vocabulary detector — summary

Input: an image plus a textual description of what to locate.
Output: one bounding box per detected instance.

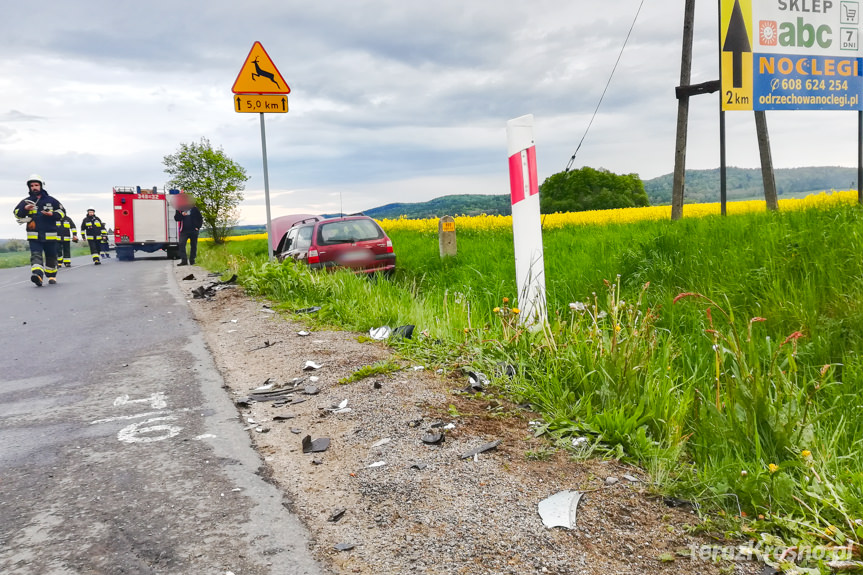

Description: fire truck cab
[113,186,180,261]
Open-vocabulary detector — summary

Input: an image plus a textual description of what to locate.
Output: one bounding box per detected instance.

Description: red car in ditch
[277,215,396,275]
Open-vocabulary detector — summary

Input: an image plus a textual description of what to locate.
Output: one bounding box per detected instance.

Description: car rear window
[317,219,383,245]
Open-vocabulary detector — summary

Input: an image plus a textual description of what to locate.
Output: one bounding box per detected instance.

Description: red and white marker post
[506,114,547,326]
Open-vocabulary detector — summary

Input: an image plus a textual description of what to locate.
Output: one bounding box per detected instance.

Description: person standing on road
[99,223,111,259]
[12,175,65,286]
[81,208,106,265]
[56,213,78,268]
[174,194,203,267]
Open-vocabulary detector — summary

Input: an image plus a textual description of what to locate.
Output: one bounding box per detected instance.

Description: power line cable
[565,0,648,172]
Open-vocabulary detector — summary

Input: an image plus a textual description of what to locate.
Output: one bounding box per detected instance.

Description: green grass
[198,205,863,569]
[0,246,92,269]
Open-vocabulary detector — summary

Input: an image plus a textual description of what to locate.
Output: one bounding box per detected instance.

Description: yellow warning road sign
[721,0,753,110]
[233,94,288,113]
[232,42,290,94]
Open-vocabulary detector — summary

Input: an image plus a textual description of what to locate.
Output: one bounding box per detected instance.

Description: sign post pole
[859,110,862,205]
[506,114,546,327]
[259,112,274,262]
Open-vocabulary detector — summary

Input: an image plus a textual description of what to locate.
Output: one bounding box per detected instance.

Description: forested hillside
[645,166,857,204]
[364,194,513,219]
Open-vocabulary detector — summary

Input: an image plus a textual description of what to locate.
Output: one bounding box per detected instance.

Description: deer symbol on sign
[251,57,281,90]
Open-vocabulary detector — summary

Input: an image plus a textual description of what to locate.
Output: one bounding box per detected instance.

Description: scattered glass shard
[303,360,322,371]
[367,461,386,468]
[538,490,583,529]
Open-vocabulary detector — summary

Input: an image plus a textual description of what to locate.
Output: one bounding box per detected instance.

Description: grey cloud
[0,110,44,122]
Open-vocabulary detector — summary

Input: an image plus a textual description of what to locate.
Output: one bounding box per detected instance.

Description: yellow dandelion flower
[493,307,501,313]
[801,450,812,458]
[615,324,622,332]
[825,525,838,537]
[502,297,510,304]
[512,308,520,314]
[768,463,779,474]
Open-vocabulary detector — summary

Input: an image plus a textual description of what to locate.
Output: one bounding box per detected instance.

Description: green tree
[162,138,249,244]
[540,167,649,214]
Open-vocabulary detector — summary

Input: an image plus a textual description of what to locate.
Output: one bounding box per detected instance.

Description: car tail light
[385,239,393,254]
[308,249,320,264]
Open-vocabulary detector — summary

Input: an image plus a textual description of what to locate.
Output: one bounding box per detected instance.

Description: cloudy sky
[1,1,858,238]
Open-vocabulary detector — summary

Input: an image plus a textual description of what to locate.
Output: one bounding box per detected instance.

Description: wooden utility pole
[754,111,778,210]
[671,0,696,221]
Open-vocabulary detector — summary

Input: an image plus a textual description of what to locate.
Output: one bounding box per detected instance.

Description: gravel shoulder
[178,267,761,575]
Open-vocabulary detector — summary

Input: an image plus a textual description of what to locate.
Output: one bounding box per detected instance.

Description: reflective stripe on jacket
[13,193,65,242]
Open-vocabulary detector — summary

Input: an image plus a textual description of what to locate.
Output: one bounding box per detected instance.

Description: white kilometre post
[506,114,547,326]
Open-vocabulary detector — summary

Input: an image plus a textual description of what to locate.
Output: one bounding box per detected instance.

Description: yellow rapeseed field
[376,190,859,233]
[221,190,858,240]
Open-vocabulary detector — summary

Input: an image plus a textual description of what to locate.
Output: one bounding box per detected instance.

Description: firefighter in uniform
[81,208,106,265]
[56,214,78,267]
[100,223,111,259]
[12,175,65,286]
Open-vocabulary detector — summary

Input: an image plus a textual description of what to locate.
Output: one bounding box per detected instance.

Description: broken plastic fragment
[334,543,354,552]
[538,490,583,529]
[466,371,489,392]
[333,408,352,414]
[328,508,346,522]
[255,426,270,434]
[302,435,331,453]
[367,461,386,468]
[460,439,502,460]
[412,366,425,371]
[369,326,392,340]
[421,433,444,445]
[392,324,415,340]
[295,306,321,314]
[303,360,323,371]
[297,331,311,337]
[371,438,392,448]
[309,376,320,383]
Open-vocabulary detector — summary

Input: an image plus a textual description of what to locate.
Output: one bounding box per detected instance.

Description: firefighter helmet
[27,174,44,186]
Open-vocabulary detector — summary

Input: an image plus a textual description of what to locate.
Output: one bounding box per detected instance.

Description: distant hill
[644,166,857,205]
[363,194,512,220]
[223,167,857,233]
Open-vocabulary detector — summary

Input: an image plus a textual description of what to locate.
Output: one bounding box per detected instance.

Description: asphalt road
[0,254,324,575]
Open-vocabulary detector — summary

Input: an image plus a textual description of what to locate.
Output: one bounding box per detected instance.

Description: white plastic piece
[538,490,583,529]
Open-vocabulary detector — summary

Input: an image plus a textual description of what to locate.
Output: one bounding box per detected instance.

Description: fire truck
[113,186,180,261]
